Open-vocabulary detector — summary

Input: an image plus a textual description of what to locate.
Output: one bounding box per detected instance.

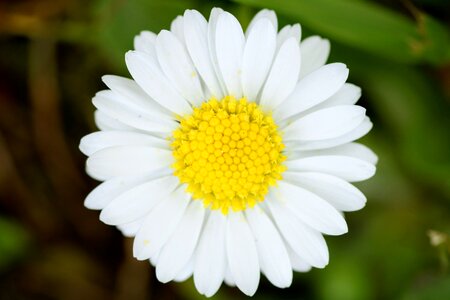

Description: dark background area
[0,0,449,299]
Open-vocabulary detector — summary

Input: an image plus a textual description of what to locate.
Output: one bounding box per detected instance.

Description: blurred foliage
[0,0,449,299]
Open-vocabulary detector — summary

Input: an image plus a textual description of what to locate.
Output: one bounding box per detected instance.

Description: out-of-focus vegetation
[0,0,449,299]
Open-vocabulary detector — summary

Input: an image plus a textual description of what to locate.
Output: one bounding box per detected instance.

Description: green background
[0,0,449,299]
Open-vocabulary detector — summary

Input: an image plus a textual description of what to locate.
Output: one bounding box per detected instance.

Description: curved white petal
[174,259,194,282]
[285,155,376,182]
[286,245,312,272]
[241,18,276,101]
[300,83,362,117]
[274,63,349,121]
[299,142,378,165]
[246,206,292,288]
[86,145,172,181]
[149,249,161,267]
[99,175,178,225]
[92,91,177,133]
[156,30,204,107]
[184,9,223,98]
[102,75,172,118]
[224,268,235,287]
[170,15,185,44]
[84,172,165,210]
[299,36,330,78]
[117,217,145,237]
[283,105,366,142]
[286,117,373,151]
[272,181,348,235]
[208,7,226,93]
[156,201,205,283]
[125,51,192,115]
[215,12,245,98]
[259,37,300,109]
[246,9,277,35]
[284,171,366,212]
[321,83,361,107]
[134,31,157,56]
[226,212,260,296]
[267,196,329,268]
[133,184,191,260]
[80,131,168,156]
[277,24,301,51]
[194,211,227,297]
[94,110,134,131]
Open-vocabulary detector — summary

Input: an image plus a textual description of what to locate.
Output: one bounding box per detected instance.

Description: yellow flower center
[171,96,286,214]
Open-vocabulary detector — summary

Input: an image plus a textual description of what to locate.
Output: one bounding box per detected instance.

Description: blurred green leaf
[233,0,450,65]
[94,0,196,72]
[0,216,30,271]
[331,43,450,198]
[415,13,450,65]
[402,275,450,300]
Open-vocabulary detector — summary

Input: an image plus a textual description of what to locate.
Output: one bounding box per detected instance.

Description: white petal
[134,31,157,55]
[99,175,178,225]
[286,117,373,151]
[183,9,223,98]
[215,12,245,98]
[156,30,204,107]
[241,18,276,101]
[194,211,227,297]
[224,268,235,287]
[80,131,168,156]
[125,51,192,116]
[299,142,378,165]
[284,171,366,212]
[133,184,191,260]
[285,155,376,182]
[86,145,172,181]
[94,110,134,131]
[286,245,312,272]
[226,212,260,296]
[246,206,292,288]
[117,217,145,237]
[208,8,227,93]
[272,181,348,235]
[102,75,172,119]
[174,259,194,282]
[274,63,349,121]
[276,24,301,49]
[92,90,177,133]
[170,15,185,44]
[84,173,164,210]
[259,37,301,109]
[283,105,366,142]
[246,9,277,35]
[149,248,161,267]
[322,83,361,106]
[156,201,205,283]
[299,36,330,78]
[300,83,362,117]
[267,197,329,268]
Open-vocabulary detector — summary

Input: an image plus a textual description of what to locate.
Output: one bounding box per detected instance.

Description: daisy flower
[80,8,377,297]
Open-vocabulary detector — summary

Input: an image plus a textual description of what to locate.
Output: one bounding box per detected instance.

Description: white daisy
[80,8,377,297]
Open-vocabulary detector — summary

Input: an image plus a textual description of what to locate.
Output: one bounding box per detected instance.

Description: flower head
[80,8,377,297]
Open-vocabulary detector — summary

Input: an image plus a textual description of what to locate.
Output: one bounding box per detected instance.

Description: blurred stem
[28,37,93,240]
[114,238,151,300]
[0,132,57,237]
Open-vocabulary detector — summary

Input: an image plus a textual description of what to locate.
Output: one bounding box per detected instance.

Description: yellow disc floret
[171,96,286,214]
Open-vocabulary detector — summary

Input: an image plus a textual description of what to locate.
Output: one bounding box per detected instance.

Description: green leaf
[233,0,450,65]
[330,44,450,198]
[94,0,197,72]
[0,217,30,271]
